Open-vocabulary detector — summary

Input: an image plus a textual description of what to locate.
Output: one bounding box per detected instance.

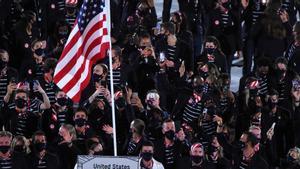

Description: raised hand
[102,124,113,134]
[7,82,17,95]
[279,9,289,23]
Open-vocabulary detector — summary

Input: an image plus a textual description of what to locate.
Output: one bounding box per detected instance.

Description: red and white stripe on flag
[65,0,78,6]
[54,0,110,102]
[249,80,259,89]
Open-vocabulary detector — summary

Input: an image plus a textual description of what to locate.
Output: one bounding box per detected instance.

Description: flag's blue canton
[77,0,105,33]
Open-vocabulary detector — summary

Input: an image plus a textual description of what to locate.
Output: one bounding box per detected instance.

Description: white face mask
[146,93,159,101]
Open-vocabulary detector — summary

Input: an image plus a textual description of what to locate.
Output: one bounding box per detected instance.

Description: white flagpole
[106,0,118,156]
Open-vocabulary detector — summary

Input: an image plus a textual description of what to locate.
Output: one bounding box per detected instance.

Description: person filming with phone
[135,43,159,102]
[0,50,18,103]
[1,82,50,138]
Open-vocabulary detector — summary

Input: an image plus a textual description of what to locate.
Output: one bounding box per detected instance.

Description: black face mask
[199,71,209,80]
[259,71,268,78]
[238,141,246,149]
[165,130,176,141]
[91,107,104,117]
[141,152,153,161]
[249,89,258,98]
[205,48,215,55]
[222,2,231,9]
[116,97,126,109]
[164,34,169,41]
[56,97,68,107]
[268,100,277,109]
[35,48,45,56]
[194,85,204,94]
[75,118,86,127]
[0,60,7,70]
[66,7,76,15]
[15,98,27,109]
[0,146,10,154]
[191,156,203,164]
[138,45,147,51]
[128,129,133,137]
[14,145,25,153]
[34,142,46,152]
[92,74,102,83]
[207,106,216,116]
[58,135,64,142]
[276,69,286,78]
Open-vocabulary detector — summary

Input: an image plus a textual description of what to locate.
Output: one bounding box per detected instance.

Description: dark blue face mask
[287,155,296,163]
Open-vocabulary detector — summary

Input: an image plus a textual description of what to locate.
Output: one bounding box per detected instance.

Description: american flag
[65,0,78,6]
[54,0,110,102]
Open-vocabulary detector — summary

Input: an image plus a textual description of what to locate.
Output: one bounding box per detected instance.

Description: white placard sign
[77,156,139,169]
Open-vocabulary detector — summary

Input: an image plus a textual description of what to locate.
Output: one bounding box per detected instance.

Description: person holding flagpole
[53,0,118,156]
